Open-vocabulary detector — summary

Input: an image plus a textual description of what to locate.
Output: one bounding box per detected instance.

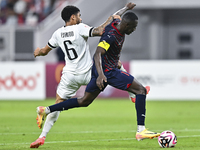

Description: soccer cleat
[130,86,150,103]
[145,86,150,94]
[36,106,47,129]
[130,97,136,103]
[30,136,45,148]
[136,128,160,141]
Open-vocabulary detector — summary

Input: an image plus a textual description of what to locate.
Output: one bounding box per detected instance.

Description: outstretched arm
[92,2,136,36]
[92,15,118,36]
[113,2,136,16]
[34,45,52,57]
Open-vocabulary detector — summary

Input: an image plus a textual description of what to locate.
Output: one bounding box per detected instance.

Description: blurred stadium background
[0,0,200,100]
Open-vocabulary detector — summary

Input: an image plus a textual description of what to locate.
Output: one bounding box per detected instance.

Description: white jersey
[48,23,94,75]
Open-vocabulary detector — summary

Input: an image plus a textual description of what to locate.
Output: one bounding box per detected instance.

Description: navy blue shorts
[86,66,134,93]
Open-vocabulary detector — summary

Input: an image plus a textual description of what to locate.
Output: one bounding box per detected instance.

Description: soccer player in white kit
[30,3,136,148]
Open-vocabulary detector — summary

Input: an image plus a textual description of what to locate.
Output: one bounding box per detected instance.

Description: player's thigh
[86,74,108,93]
[107,69,133,91]
[57,70,91,99]
[107,69,146,95]
[57,73,80,99]
[127,78,146,95]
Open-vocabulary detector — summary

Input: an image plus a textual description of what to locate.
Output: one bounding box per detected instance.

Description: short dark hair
[122,12,138,23]
[61,5,80,22]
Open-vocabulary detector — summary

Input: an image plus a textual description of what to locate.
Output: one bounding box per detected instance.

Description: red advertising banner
[46,62,130,98]
[46,63,65,98]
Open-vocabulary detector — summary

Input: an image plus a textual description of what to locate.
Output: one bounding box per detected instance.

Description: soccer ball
[158,130,177,148]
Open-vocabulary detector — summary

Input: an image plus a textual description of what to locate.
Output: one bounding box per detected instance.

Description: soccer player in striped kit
[36,10,160,142]
[30,3,137,148]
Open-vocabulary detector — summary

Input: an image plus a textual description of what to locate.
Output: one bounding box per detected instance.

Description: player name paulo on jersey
[61,31,74,38]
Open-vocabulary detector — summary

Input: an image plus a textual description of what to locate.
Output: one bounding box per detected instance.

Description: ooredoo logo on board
[0,72,40,90]
[0,62,45,100]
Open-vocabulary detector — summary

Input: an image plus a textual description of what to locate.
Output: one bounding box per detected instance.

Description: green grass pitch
[0,99,200,150]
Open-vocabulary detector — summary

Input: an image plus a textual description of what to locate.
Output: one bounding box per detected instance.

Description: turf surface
[0,99,199,149]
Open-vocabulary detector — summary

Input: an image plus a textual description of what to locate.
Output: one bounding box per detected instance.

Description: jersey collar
[111,20,124,36]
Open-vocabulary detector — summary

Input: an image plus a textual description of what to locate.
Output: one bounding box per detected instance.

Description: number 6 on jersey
[63,40,78,60]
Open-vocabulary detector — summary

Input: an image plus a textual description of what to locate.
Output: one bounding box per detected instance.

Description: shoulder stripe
[48,42,56,49]
[98,41,110,51]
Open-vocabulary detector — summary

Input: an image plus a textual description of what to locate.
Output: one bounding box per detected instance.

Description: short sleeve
[78,23,94,37]
[48,31,59,49]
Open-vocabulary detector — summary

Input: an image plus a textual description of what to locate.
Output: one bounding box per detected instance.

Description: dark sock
[135,94,146,125]
[49,98,79,112]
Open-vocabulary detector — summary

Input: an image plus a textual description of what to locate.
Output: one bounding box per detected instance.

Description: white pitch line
[0,128,200,135]
[0,135,200,146]
[70,129,200,133]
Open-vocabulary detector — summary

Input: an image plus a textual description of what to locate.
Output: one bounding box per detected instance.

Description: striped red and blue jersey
[97,19,125,71]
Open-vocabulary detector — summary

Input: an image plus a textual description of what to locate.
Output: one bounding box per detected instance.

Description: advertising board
[130,60,200,100]
[0,62,45,100]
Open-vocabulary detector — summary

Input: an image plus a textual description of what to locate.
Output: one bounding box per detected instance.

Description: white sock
[45,107,51,114]
[137,125,145,133]
[119,64,136,99]
[39,111,60,138]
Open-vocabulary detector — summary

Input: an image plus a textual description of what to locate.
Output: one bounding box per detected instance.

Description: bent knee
[137,86,147,95]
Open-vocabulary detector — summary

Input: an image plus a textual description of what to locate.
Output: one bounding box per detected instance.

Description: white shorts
[57,69,91,99]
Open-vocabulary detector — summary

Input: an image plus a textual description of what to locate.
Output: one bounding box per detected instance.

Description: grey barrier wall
[0,26,35,61]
